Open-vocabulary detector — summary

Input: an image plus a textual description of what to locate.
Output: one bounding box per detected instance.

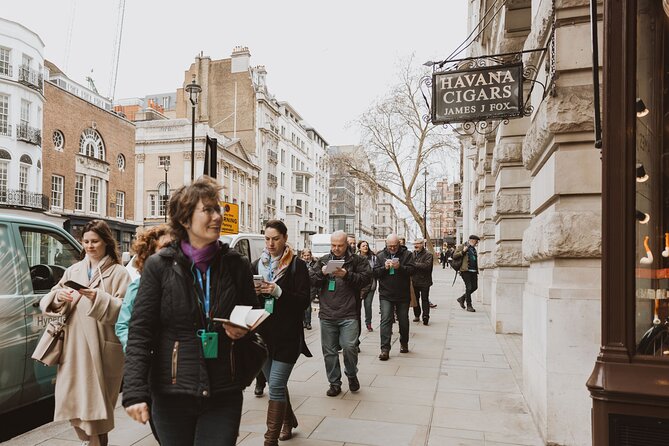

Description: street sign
[431,62,524,124]
[220,202,239,235]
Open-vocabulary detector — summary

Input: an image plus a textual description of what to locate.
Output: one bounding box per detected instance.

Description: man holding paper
[310,231,371,397]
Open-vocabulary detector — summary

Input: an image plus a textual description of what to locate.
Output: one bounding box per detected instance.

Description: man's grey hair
[386,233,399,244]
[414,238,425,244]
[332,231,347,243]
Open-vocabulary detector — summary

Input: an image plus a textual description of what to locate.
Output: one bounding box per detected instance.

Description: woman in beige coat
[40,220,130,446]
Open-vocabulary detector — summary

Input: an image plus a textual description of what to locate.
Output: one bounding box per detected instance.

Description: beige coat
[40,258,130,435]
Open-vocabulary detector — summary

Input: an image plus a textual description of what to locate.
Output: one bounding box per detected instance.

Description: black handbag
[230,332,268,387]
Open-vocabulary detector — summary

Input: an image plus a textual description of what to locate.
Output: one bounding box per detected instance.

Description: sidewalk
[4,267,543,446]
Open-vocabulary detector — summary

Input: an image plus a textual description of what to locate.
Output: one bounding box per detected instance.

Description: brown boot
[265,400,287,446]
[279,390,298,441]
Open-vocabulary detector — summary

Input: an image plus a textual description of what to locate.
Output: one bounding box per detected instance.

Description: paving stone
[350,401,433,425]
[311,417,417,446]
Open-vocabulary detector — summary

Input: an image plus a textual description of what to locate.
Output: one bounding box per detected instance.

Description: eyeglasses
[198,205,222,216]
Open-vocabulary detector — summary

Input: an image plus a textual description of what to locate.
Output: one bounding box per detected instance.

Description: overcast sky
[6,0,469,146]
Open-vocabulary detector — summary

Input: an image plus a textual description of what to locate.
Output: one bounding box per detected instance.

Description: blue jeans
[151,390,243,446]
[262,359,294,402]
[320,319,359,385]
[363,288,375,325]
[380,299,410,351]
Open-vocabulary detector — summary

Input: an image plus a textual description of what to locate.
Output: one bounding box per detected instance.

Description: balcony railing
[267,173,278,186]
[0,124,11,137]
[286,205,303,215]
[268,150,278,164]
[18,65,43,91]
[16,123,41,146]
[0,187,48,210]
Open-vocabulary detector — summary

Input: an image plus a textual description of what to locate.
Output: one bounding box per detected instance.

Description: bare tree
[332,56,459,251]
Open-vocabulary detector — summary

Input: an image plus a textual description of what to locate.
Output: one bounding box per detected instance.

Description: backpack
[450,245,464,272]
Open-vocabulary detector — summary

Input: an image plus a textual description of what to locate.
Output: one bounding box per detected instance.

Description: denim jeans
[412,286,431,321]
[380,299,410,351]
[460,271,479,305]
[362,289,375,325]
[261,359,295,402]
[152,390,243,446]
[320,318,359,385]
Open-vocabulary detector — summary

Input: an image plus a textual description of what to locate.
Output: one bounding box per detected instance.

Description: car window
[234,239,251,261]
[0,223,18,295]
[18,227,80,292]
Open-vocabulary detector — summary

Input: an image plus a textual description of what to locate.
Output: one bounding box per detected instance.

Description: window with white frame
[0,94,8,135]
[295,174,304,193]
[159,155,170,167]
[89,177,100,213]
[74,174,84,211]
[281,172,285,187]
[52,130,64,150]
[19,164,28,192]
[233,170,238,182]
[50,175,63,210]
[116,191,125,219]
[0,161,7,197]
[20,100,30,127]
[21,53,31,68]
[248,204,252,228]
[0,47,10,76]
[241,201,245,226]
[79,128,105,160]
[224,166,229,177]
[149,194,157,217]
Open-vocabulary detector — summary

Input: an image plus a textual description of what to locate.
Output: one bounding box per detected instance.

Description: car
[219,233,265,263]
[0,215,82,415]
[310,233,332,260]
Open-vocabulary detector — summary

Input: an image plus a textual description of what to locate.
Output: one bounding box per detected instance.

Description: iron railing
[18,65,43,91]
[286,205,302,215]
[0,187,48,210]
[267,173,278,186]
[16,123,41,145]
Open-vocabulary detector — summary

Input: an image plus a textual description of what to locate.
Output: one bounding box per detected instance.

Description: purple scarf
[181,240,220,274]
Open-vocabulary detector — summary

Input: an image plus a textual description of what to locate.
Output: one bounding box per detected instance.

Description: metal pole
[190,103,195,181]
[357,191,362,240]
[423,169,428,240]
[164,167,168,222]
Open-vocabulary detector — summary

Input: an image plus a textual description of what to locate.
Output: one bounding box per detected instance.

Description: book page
[229,305,253,327]
[324,259,345,273]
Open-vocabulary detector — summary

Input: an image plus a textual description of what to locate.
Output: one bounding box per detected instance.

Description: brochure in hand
[324,259,345,274]
[214,305,270,331]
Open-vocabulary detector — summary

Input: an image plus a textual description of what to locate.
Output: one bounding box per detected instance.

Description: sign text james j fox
[431,62,524,125]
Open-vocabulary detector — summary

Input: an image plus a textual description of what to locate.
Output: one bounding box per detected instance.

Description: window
[0,47,10,77]
[52,130,64,150]
[149,194,157,217]
[224,195,229,202]
[162,96,170,109]
[20,99,30,126]
[117,154,125,170]
[21,53,31,68]
[74,174,84,211]
[281,172,285,187]
[116,191,125,219]
[19,164,28,193]
[248,204,252,228]
[224,166,230,177]
[281,149,286,165]
[233,198,237,204]
[89,177,100,213]
[240,173,245,185]
[233,170,238,182]
[0,94,7,136]
[295,175,304,193]
[79,128,105,160]
[50,175,63,210]
[280,195,285,210]
[158,182,169,217]
[159,155,170,167]
[19,227,80,292]
[241,201,245,226]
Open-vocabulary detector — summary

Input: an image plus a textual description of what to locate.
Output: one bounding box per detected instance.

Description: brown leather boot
[279,390,298,441]
[265,400,287,446]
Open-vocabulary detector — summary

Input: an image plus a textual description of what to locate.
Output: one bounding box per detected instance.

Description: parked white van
[310,233,332,260]
[219,233,265,263]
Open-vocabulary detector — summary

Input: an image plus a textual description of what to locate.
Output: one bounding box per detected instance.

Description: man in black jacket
[412,239,434,325]
[374,234,415,360]
[310,231,371,397]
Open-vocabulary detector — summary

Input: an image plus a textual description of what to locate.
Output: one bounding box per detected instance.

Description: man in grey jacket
[310,231,371,397]
[412,239,434,325]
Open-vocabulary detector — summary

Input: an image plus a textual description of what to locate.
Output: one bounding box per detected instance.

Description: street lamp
[423,168,428,241]
[162,159,170,222]
[185,74,201,182]
[357,190,363,240]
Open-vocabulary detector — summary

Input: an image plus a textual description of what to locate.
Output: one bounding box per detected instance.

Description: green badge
[198,330,219,359]
[328,279,336,291]
[264,296,275,314]
[389,266,395,275]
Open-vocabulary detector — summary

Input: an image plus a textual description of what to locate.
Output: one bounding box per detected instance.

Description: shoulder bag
[32,296,82,367]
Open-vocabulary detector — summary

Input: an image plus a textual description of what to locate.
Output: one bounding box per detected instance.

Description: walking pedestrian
[301,248,318,330]
[439,248,448,269]
[453,234,480,312]
[357,240,378,332]
[252,219,312,445]
[411,239,434,326]
[39,220,131,446]
[347,235,357,254]
[311,231,371,397]
[374,234,415,360]
[123,176,259,446]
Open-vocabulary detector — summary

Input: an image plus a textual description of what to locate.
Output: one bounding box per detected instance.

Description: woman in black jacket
[252,219,311,446]
[123,177,259,446]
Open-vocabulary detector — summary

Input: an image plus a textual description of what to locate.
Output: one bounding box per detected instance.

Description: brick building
[43,61,137,251]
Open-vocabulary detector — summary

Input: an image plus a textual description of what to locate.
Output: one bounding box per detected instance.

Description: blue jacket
[115,277,141,352]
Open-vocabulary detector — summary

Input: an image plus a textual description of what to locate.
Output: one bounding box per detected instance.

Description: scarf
[258,243,294,283]
[181,240,220,274]
[86,254,113,288]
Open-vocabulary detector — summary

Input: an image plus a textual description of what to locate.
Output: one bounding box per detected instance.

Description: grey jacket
[412,248,434,288]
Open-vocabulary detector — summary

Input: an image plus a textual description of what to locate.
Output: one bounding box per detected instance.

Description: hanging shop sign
[431,62,524,124]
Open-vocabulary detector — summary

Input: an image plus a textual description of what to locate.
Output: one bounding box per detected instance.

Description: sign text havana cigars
[431,62,524,124]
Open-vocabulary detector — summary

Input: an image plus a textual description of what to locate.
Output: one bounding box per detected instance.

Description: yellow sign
[220,202,239,235]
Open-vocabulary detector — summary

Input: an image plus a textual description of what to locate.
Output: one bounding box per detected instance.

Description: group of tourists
[36,175,481,446]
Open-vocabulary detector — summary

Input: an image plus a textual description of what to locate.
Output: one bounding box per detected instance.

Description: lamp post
[357,190,363,240]
[423,168,428,241]
[185,75,201,182]
[162,159,170,222]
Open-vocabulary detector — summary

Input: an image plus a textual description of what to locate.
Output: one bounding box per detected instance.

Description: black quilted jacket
[122,241,258,407]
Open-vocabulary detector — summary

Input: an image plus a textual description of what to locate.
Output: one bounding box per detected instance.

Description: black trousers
[459,271,478,306]
[412,286,431,320]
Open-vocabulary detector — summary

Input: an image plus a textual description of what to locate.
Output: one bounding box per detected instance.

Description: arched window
[79,128,105,160]
[20,154,32,165]
[0,149,10,160]
[52,130,64,150]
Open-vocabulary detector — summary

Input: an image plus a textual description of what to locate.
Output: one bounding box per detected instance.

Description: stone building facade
[429,179,461,247]
[459,1,602,444]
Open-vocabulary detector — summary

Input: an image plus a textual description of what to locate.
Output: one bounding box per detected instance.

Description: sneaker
[400,343,409,353]
[366,323,373,332]
[413,317,420,322]
[305,323,312,330]
[456,296,466,309]
[348,376,360,392]
[466,306,476,312]
[379,350,389,361]
[326,384,341,397]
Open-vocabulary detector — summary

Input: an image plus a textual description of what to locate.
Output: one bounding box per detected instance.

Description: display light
[636,98,649,118]
[636,210,650,224]
[636,163,649,182]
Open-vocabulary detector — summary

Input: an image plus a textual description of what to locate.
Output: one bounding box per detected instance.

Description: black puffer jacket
[251,256,312,364]
[373,245,415,302]
[122,241,258,408]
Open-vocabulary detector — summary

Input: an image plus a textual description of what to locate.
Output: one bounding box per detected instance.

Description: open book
[214,306,270,331]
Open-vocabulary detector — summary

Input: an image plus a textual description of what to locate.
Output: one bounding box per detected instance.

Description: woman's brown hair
[168,176,223,242]
[132,224,171,273]
[80,220,121,264]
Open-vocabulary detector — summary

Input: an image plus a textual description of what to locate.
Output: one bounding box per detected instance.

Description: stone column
[475,137,495,307]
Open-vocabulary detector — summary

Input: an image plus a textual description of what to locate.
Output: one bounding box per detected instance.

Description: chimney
[256,65,267,90]
[231,46,251,73]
